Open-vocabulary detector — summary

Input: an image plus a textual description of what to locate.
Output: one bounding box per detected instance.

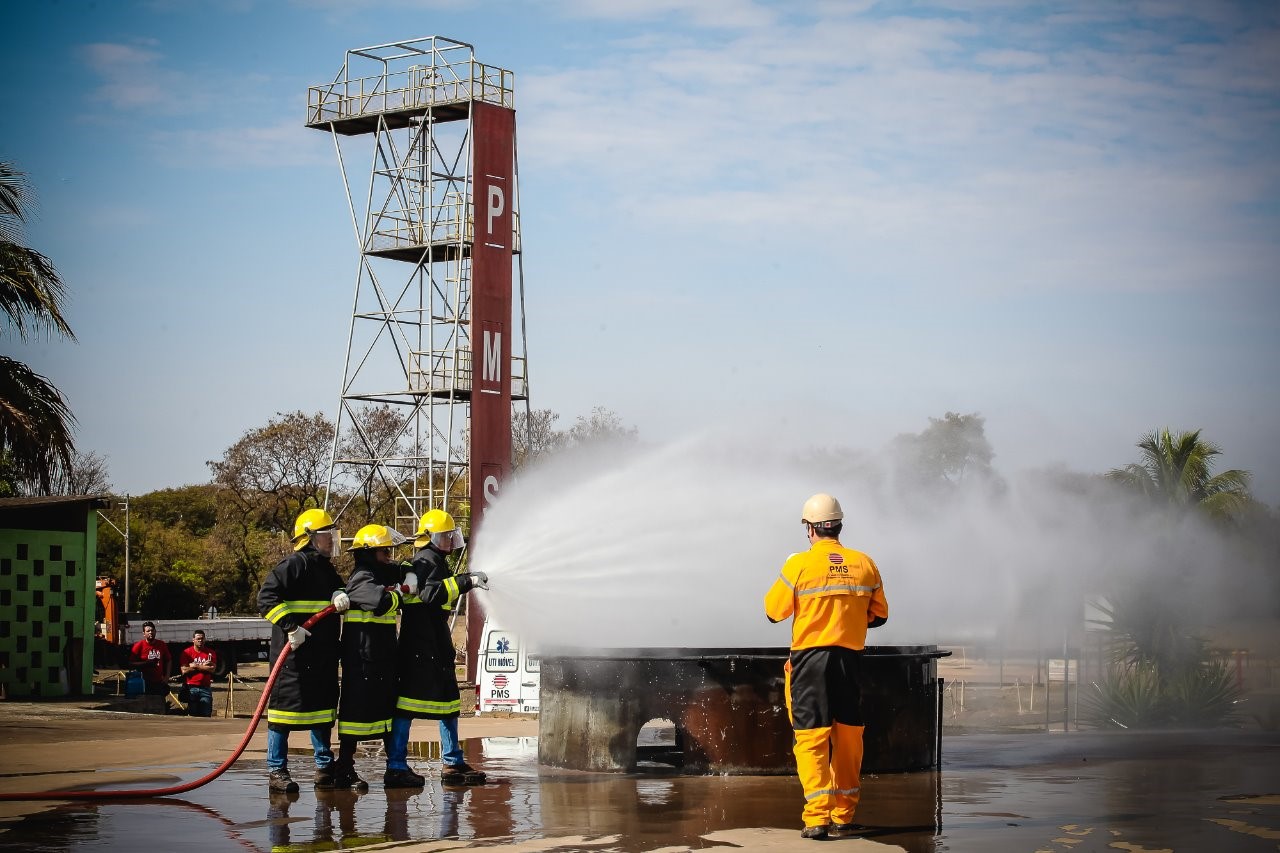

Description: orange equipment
[95,577,123,645]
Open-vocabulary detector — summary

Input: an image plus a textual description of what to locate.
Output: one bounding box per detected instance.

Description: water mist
[469,427,1255,653]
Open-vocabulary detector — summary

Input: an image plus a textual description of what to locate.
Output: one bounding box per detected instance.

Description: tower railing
[407,351,527,399]
[368,206,520,255]
[410,350,473,395]
[307,61,514,126]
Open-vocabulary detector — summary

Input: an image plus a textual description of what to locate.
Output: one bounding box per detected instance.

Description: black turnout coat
[257,543,344,731]
[394,546,477,719]
[337,551,404,740]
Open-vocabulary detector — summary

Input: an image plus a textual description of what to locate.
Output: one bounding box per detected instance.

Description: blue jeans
[266,727,334,772]
[387,717,412,771]
[186,686,213,717]
[439,716,463,767]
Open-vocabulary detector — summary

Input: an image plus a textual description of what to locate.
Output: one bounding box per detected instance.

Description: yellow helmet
[416,509,455,537]
[415,509,463,549]
[350,523,395,550]
[801,493,843,526]
[292,508,335,550]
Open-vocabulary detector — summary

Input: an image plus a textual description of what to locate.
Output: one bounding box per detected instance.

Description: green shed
[0,495,110,698]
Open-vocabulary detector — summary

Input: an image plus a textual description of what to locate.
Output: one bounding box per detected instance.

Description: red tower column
[466,101,516,683]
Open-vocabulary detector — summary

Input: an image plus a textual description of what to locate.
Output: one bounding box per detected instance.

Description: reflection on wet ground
[0,730,1277,851]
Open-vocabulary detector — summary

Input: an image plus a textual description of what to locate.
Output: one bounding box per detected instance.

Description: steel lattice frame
[305,36,529,537]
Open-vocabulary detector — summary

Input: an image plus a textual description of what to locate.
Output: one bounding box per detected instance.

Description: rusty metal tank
[538,645,948,775]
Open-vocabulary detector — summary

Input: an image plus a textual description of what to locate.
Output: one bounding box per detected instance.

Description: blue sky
[2,0,1278,503]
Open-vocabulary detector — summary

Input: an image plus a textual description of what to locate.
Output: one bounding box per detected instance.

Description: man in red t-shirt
[129,621,172,699]
[179,629,218,717]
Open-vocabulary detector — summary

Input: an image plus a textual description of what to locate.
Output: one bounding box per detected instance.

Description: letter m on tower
[482,329,502,385]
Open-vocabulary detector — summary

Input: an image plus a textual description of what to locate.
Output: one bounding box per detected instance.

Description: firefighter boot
[268,770,300,794]
[828,822,869,838]
[441,761,486,786]
[331,757,369,792]
[314,765,337,789]
[383,768,426,789]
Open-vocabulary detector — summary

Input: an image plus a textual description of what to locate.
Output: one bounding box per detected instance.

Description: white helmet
[802,493,843,531]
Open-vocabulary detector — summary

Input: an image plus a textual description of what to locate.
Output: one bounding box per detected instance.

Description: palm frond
[0,161,74,340]
[0,355,76,493]
[0,161,31,243]
[1082,664,1168,729]
[0,243,74,340]
[1165,661,1241,727]
[1109,428,1251,524]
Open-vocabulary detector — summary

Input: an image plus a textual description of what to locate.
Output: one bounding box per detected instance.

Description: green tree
[1106,428,1251,524]
[1085,428,1254,729]
[0,162,77,494]
[132,484,221,535]
[1085,592,1240,729]
[892,411,998,494]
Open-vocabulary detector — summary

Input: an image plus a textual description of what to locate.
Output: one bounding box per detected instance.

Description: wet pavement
[0,729,1276,851]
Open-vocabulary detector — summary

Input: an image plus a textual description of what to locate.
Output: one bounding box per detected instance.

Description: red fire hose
[0,606,337,801]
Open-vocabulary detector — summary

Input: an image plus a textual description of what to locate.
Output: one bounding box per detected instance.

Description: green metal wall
[0,518,97,697]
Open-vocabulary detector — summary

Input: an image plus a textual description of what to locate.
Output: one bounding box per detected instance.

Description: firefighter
[764,493,889,840]
[258,508,352,793]
[333,523,411,789]
[390,509,489,786]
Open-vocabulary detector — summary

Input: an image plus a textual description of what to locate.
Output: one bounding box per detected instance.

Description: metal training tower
[305,37,528,539]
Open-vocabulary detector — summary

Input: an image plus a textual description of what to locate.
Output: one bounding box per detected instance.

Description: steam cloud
[470,427,1270,652]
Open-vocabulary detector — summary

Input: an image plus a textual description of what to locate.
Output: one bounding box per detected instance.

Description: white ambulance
[475,621,540,714]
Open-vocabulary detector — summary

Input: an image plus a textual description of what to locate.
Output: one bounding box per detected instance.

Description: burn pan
[537,645,949,775]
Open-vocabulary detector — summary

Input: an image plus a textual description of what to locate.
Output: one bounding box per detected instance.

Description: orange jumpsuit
[764,537,888,830]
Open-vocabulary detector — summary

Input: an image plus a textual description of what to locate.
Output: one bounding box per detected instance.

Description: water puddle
[0,731,1276,852]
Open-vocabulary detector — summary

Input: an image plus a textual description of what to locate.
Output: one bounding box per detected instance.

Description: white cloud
[557,0,776,29]
[77,40,327,167]
[973,49,1045,69]
[151,119,332,168]
[517,4,1280,297]
[80,42,177,109]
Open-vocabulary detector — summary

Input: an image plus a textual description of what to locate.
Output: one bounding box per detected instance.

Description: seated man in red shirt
[179,629,218,717]
[129,621,173,700]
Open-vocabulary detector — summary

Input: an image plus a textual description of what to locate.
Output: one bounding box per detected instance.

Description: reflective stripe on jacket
[257,545,344,730]
[764,538,888,652]
[394,547,465,719]
[338,556,403,738]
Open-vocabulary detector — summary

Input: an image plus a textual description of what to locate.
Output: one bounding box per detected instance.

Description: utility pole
[96,495,131,611]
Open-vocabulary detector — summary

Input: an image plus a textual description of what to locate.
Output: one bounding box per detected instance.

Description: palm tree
[1106,428,1251,523]
[1086,428,1252,729]
[0,160,77,493]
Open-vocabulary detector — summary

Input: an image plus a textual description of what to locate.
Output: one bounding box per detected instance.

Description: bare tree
[336,403,410,523]
[208,410,335,535]
[43,449,112,495]
[565,406,638,448]
[512,407,563,470]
